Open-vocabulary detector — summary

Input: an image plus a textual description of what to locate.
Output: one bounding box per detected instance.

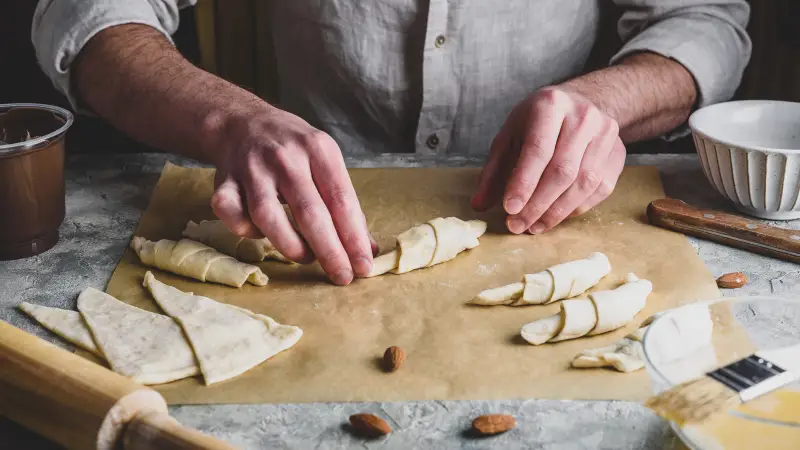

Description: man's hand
[472,53,699,234]
[209,107,377,285]
[72,24,376,285]
[472,86,626,234]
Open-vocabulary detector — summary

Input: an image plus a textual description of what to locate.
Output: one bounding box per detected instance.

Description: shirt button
[435,35,446,48]
[426,133,440,149]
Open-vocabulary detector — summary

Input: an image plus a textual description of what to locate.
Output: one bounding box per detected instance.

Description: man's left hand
[471,85,626,234]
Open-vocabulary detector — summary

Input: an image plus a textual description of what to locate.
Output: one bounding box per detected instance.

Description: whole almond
[349,413,392,437]
[717,272,747,289]
[383,346,405,372]
[471,414,516,435]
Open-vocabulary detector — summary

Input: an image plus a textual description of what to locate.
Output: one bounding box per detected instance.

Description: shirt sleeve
[611,0,752,109]
[31,0,197,110]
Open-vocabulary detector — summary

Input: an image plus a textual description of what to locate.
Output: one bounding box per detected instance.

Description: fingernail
[331,269,354,286]
[352,257,372,276]
[508,218,526,234]
[529,223,545,234]
[505,197,524,215]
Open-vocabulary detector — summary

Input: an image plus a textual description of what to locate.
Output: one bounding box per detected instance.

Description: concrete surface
[1,153,798,449]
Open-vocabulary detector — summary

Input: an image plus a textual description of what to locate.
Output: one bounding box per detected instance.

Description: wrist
[197,85,276,168]
[556,75,630,129]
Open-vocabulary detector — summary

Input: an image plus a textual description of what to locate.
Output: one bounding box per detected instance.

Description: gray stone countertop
[1,153,798,450]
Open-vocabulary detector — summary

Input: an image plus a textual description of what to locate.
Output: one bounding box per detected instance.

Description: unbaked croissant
[130,237,268,287]
[365,217,488,277]
[521,273,652,345]
[469,252,611,306]
[183,220,291,263]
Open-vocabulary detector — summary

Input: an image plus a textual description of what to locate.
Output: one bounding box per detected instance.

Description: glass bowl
[642,296,800,450]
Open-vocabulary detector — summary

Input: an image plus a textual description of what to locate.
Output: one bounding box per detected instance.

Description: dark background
[2,1,800,156]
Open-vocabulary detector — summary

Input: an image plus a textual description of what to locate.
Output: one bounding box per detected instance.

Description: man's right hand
[209,106,376,285]
[71,24,374,286]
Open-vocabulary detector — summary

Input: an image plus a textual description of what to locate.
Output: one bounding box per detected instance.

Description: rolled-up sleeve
[610,0,752,108]
[31,0,196,109]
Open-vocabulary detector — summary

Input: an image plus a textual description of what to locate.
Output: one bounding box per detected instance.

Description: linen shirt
[32,0,751,156]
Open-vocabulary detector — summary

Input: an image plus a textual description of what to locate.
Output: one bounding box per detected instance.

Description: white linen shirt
[32,0,751,156]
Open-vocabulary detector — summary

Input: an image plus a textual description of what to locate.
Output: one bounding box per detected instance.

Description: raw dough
[143,271,303,385]
[130,237,268,287]
[520,273,652,346]
[18,302,102,356]
[470,252,611,306]
[77,287,200,385]
[571,325,649,373]
[366,217,487,277]
[183,220,291,264]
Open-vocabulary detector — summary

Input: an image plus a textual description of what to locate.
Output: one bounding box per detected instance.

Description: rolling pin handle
[124,410,239,450]
[647,197,800,263]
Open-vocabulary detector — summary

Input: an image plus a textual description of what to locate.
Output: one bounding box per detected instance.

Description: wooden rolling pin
[647,198,800,263]
[0,320,238,450]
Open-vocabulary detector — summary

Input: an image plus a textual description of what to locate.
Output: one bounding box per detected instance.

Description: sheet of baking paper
[102,163,721,404]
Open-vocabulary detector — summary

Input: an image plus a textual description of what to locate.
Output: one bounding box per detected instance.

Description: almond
[717,272,747,289]
[471,414,516,435]
[349,413,392,437]
[383,346,405,372]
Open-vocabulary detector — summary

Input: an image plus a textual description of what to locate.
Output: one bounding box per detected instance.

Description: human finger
[306,131,374,277]
[507,102,602,233]
[210,171,263,238]
[276,161,355,285]
[571,138,626,216]
[240,167,313,264]
[529,121,618,232]
[502,89,568,217]
[472,118,515,212]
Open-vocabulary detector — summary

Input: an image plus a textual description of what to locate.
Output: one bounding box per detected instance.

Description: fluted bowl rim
[688,100,800,154]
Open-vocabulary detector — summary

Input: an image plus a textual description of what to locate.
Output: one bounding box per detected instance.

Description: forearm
[73,24,266,165]
[559,52,697,143]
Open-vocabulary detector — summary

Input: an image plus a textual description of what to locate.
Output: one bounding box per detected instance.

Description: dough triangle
[143,271,303,385]
[18,302,102,356]
[77,287,199,385]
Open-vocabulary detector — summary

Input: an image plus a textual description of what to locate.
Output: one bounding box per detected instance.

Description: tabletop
[1,152,798,450]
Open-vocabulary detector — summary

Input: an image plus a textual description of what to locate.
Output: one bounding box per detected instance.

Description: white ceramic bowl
[689,100,800,220]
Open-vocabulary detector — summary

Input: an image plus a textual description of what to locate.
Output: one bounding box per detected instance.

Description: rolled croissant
[469,252,611,306]
[365,217,488,277]
[520,273,652,345]
[130,237,268,287]
[182,220,291,263]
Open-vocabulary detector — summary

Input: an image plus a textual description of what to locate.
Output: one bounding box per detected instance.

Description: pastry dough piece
[469,252,611,306]
[589,273,651,336]
[77,287,199,385]
[183,220,291,263]
[366,217,487,277]
[131,237,268,287]
[550,298,597,342]
[571,325,649,373]
[471,282,526,306]
[394,223,437,274]
[520,314,562,346]
[143,271,303,385]
[18,302,102,356]
[520,273,652,346]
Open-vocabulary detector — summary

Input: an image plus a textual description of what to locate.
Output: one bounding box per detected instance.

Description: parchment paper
[104,163,720,405]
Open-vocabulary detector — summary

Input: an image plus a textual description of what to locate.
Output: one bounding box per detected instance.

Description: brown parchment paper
[104,163,720,405]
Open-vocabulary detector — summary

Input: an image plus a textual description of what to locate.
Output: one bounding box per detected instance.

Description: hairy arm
[559,52,697,143]
[71,24,375,285]
[73,24,261,166]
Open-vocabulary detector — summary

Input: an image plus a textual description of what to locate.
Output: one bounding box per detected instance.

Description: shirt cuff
[32,1,177,112]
